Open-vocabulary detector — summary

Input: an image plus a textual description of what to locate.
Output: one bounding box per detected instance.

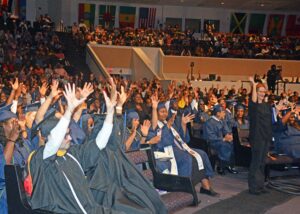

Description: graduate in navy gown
[203,104,238,175]
[0,108,22,214]
[123,110,152,152]
[149,94,219,197]
[233,105,250,130]
[274,111,300,159]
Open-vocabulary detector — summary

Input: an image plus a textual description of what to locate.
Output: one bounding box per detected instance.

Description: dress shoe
[216,167,226,175]
[260,188,270,194]
[225,166,239,174]
[200,187,220,197]
[249,190,261,195]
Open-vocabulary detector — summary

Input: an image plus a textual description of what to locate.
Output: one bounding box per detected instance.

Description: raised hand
[117,85,127,107]
[108,77,118,103]
[15,83,24,99]
[7,119,20,142]
[50,80,60,98]
[140,120,151,137]
[103,90,117,113]
[181,113,195,125]
[39,82,48,98]
[78,82,94,99]
[151,93,159,109]
[249,76,257,86]
[10,78,19,91]
[63,83,86,113]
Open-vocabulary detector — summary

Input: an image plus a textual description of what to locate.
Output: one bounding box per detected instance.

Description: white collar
[212,116,220,122]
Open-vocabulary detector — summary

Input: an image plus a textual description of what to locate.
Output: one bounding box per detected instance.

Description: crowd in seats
[72,23,300,60]
[1,12,300,213]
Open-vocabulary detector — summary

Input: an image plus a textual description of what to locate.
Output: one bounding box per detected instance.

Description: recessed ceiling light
[260,3,265,7]
[221,2,225,5]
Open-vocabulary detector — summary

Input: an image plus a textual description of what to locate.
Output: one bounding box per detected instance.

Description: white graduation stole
[158,121,204,171]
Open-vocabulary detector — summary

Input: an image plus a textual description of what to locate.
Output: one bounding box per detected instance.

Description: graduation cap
[23,102,41,114]
[235,104,245,110]
[157,102,167,111]
[212,104,225,115]
[127,109,139,121]
[0,103,13,112]
[226,99,237,108]
[0,104,17,122]
[0,102,6,108]
[30,107,57,140]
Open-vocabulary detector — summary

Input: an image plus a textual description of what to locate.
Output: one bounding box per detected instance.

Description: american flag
[138,7,156,28]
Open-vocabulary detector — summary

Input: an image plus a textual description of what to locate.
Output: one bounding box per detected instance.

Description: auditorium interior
[1,0,300,214]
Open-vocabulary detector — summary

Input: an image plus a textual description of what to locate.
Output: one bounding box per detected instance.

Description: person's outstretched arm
[95,78,117,150]
[43,83,90,160]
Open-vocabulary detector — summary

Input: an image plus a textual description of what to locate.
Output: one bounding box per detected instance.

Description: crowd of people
[1,13,300,214]
[72,22,300,60]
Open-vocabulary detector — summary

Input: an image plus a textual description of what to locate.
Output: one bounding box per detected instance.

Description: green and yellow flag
[99,5,116,29]
[230,13,247,34]
[119,6,136,28]
[78,3,95,28]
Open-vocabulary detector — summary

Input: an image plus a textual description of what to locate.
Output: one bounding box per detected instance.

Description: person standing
[248,77,272,195]
[267,65,278,93]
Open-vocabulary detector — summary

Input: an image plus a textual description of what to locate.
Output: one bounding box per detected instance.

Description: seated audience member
[274,110,300,159]
[203,104,238,175]
[148,95,219,197]
[233,105,249,130]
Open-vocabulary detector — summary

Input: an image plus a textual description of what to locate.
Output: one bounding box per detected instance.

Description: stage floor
[174,167,300,214]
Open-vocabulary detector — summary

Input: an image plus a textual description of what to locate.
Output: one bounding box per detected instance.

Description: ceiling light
[221,2,225,5]
[260,3,265,7]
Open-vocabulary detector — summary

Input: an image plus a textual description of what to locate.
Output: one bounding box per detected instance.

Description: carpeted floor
[194,188,294,214]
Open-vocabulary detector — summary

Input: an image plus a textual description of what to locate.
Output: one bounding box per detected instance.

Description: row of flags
[79,3,300,36]
[230,13,300,36]
[79,4,156,29]
[0,0,26,19]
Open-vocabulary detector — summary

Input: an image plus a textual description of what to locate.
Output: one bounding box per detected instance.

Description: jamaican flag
[267,14,284,36]
[230,13,247,34]
[99,5,116,29]
[119,6,136,28]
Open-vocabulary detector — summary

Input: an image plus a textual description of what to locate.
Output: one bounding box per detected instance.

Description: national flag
[267,14,284,36]
[138,7,156,28]
[99,5,116,29]
[286,15,300,36]
[78,3,95,28]
[204,19,220,33]
[248,14,266,34]
[10,0,25,19]
[119,6,136,28]
[230,13,247,34]
[0,0,9,11]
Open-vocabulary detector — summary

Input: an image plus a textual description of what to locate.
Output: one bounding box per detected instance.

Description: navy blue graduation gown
[203,117,233,162]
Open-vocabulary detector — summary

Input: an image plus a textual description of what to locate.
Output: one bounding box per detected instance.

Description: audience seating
[126,148,204,213]
[232,127,251,167]
[4,165,54,214]
[189,137,218,170]
[231,127,300,180]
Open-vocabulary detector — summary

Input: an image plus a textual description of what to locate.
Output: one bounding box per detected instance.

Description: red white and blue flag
[138,7,156,28]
